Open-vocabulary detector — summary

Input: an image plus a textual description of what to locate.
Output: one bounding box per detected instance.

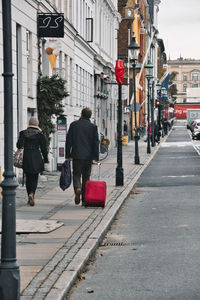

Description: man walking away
[65,108,99,205]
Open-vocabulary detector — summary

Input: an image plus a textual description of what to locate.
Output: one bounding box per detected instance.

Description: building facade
[117,0,161,135]
[168,58,200,103]
[0,0,120,173]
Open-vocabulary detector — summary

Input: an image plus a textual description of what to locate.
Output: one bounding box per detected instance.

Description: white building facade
[0,0,120,173]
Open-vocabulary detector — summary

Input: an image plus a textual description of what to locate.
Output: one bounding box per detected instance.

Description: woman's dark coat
[65,118,99,161]
[17,127,48,174]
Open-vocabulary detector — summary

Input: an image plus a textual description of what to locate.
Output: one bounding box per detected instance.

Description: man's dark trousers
[72,159,92,201]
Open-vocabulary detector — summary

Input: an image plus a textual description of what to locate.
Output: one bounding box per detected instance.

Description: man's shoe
[28,193,35,206]
[74,188,81,205]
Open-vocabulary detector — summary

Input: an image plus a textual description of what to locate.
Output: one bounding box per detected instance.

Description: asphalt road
[67,122,200,300]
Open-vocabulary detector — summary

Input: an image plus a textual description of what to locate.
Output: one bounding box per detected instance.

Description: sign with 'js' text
[37,13,64,38]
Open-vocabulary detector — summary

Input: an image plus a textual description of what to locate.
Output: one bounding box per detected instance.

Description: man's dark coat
[65,118,99,161]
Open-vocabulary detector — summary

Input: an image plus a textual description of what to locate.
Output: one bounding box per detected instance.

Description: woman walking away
[17,116,49,206]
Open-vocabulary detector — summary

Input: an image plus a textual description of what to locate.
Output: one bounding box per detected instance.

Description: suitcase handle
[91,162,101,180]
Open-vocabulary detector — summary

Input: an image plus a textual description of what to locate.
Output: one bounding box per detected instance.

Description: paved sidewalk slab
[0,219,63,233]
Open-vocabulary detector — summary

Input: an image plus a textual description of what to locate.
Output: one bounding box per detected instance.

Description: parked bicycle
[99,133,110,161]
[137,125,145,137]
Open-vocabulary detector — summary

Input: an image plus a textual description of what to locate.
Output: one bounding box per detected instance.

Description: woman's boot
[28,192,35,206]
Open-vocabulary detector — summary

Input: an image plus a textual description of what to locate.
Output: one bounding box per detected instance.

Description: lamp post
[156,81,162,138]
[128,33,140,164]
[0,0,20,299]
[115,60,125,186]
[145,58,153,154]
[151,80,155,147]
[161,86,167,135]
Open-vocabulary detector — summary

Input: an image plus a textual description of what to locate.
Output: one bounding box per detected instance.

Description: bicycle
[99,133,110,161]
[137,125,145,137]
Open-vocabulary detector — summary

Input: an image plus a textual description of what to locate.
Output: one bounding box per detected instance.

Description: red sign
[57,124,66,131]
[115,60,125,84]
[174,104,200,119]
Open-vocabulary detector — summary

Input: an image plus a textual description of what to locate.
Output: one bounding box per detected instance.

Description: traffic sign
[130,102,141,112]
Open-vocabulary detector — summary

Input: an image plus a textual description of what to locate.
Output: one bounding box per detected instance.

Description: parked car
[188,119,200,132]
[191,119,200,139]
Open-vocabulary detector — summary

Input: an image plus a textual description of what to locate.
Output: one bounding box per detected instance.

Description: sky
[158,0,200,60]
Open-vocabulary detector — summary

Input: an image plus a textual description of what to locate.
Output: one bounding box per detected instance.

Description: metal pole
[151,81,155,147]
[0,0,20,299]
[130,112,133,140]
[158,103,161,131]
[147,78,151,154]
[116,83,124,186]
[133,60,140,164]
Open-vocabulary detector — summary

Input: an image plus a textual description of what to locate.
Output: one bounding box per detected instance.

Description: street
[67,121,200,300]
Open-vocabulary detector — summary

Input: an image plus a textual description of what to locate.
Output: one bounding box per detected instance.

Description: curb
[43,143,161,300]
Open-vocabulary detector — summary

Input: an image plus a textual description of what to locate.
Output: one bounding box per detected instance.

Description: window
[42,40,49,76]
[183,84,187,92]
[76,64,78,106]
[192,73,198,81]
[86,18,93,42]
[26,30,33,97]
[59,51,62,77]
[183,98,187,103]
[69,58,73,106]
[16,24,22,132]
[183,73,187,81]
[192,84,198,88]
[173,73,177,81]
[64,54,68,104]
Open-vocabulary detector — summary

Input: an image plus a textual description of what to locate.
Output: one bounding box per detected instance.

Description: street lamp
[161,86,167,135]
[145,58,153,154]
[0,0,20,299]
[115,59,125,186]
[128,33,140,164]
[151,80,155,147]
[156,80,162,141]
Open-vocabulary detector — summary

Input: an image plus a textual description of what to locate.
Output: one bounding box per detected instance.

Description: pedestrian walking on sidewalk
[123,120,128,136]
[65,108,99,205]
[16,116,49,206]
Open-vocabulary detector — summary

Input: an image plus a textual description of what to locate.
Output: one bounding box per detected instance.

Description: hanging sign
[37,13,64,38]
[115,60,125,85]
[45,39,61,70]
[112,85,128,100]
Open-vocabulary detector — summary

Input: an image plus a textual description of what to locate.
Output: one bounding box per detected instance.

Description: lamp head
[145,57,153,78]
[128,33,140,60]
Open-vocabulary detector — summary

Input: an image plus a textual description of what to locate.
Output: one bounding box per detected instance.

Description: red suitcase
[85,164,106,207]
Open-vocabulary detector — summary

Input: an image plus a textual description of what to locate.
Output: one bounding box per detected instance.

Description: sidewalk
[1,137,162,300]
